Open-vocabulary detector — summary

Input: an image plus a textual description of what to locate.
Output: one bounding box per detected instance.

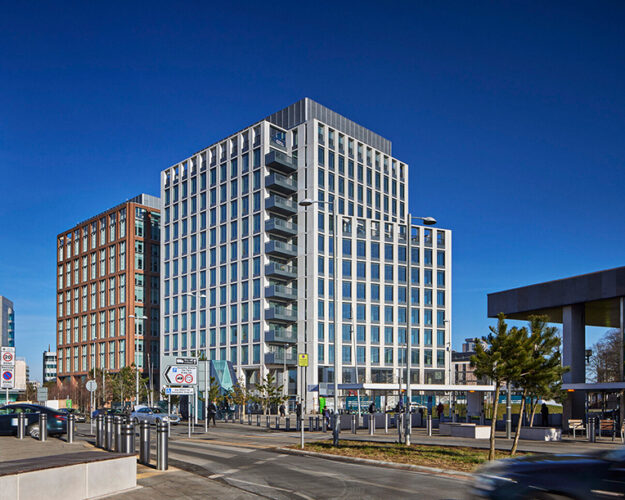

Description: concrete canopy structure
[488,266,625,425]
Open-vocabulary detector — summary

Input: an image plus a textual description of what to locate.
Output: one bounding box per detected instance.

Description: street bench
[599,419,616,441]
[568,419,585,438]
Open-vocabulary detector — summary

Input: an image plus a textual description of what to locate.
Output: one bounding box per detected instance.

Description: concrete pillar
[562,304,586,423]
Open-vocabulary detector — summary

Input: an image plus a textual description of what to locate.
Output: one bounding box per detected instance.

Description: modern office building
[160,98,452,409]
[56,194,161,386]
[43,350,57,383]
[452,338,482,385]
[0,296,15,348]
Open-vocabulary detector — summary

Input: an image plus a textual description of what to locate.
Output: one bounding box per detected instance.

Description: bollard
[248,414,252,425]
[122,423,135,454]
[315,416,320,431]
[67,413,75,443]
[139,421,150,465]
[266,415,270,428]
[351,414,356,434]
[105,415,114,451]
[296,417,301,432]
[17,413,25,439]
[369,415,375,435]
[257,414,260,427]
[286,417,291,431]
[385,413,389,434]
[309,416,314,432]
[96,414,103,447]
[39,413,48,442]
[276,416,280,430]
[322,416,327,432]
[427,414,432,437]
[156,422,168,470]
[114,416,122,452]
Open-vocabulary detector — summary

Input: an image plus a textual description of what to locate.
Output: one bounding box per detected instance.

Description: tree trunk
[510,388,527,456]
[489,385,501,461]
[529,397,538,428]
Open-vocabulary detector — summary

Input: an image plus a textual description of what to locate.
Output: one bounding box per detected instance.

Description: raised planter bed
[519,426,561,441]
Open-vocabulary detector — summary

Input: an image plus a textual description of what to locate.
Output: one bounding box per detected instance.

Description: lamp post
[405,214,437,446]
[184,291,206,425]
[299,198,340,446]
[129,314,148,406]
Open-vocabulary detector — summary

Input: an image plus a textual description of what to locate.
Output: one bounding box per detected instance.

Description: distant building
[452,338,481,385]
[56,194,161,385]
[0,296,15,348]
[43,350,57,383]
[14,358,28,391]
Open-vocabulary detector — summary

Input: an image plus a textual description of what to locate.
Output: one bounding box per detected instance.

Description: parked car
[91,407,126,419]
[130,407,180,425]
[0,403,67,438]
[470,448,625,499]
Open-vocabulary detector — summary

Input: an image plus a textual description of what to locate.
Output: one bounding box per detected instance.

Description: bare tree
[588,329,622,383]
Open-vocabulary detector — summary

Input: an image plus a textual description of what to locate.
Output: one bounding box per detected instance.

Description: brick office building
[56,194,161,386]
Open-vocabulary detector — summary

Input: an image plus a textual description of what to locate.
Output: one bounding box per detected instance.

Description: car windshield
[151,408,163,413]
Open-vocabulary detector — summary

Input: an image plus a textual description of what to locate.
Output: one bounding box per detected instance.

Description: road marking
[209,473,223,479]
[170,442,235,459]
[227,477,315,500]
[223,468,240,474]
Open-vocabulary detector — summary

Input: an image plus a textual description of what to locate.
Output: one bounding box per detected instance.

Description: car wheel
[27,424,39,439]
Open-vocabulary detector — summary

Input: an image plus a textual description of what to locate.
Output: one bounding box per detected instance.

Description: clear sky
[1,2,624,382]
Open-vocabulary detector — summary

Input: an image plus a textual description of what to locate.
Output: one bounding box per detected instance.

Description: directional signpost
[160,356,198,436]
[86,379,98,433]
[1,347,15,403]
[164,386,194,396]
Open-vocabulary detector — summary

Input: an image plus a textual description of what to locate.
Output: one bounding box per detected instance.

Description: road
[100,423,470,499]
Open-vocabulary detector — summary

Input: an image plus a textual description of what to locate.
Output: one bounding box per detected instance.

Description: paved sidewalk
[0,434,98,462]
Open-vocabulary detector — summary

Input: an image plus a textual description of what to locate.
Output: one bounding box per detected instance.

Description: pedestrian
[296,402,302,420]
[541,403,549,427]
[369,402,375,414]
[323,407,330,428]
[208,400,217,427]
[437,402,445,419]
[279,404,286,417]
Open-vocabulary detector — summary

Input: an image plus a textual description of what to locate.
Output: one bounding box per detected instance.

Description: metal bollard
[266,415,270,428]
[156,422,168,470]
[427,414,432,436]
[369,414,375,435]
[248,414,252,425]
[96,414,103,447]
[257,414,260,427]
[276,416,280,430]
[67,413,75,443]
[122,423,135,454]
[309,416,314,432]
[114,416,122,452]
[17,413,25,439]
[286,417,291,431]
[139,421,150,465]
[296,417,301,432]
[105,415,114,451]
[351,414,356,434]
[589,417,596,443]
[322,416,327,432]
[385,413,389,433]
[39,413,48,441]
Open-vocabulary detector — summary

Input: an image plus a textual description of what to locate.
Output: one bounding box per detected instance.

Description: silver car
[130,407,180,425]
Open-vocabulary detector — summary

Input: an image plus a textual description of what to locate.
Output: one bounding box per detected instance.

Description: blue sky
[1,2,624,381]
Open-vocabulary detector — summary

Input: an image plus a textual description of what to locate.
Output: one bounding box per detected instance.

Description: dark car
[0,404,67,438]
[471,448,625,499]
[91,408,126,419]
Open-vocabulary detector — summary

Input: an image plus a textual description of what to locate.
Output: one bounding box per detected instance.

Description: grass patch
[296,440,525,472]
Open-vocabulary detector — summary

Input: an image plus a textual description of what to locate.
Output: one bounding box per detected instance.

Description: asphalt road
[114,423,470,499]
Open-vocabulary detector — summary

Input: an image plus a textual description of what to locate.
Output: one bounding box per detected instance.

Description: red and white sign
[165,365,197,385]
[1,368,14,389]
[1,347,15,367]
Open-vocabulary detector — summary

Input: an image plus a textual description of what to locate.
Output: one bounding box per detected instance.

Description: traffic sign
[164,386,194,395]
[86,379,98,392]
[175,357,198,365]
[298,353,309,367]
[36,387,48,402]
[1,347,15,367]
[1,368,14,389]
[165,365,197,385]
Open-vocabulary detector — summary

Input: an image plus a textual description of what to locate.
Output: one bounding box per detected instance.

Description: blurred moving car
[471,448,625,499]
[91,408,126,419]
[0,403,67,438]
[130,407,180,425]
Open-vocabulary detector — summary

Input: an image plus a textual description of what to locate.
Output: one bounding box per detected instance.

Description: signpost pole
[204,360,208,433]
[167,395,171,435]
[188,395,191,438]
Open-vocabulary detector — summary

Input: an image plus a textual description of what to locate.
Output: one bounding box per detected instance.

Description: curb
[276,446,473,480]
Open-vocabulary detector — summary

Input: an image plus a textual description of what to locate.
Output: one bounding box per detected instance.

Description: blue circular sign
[2,371,13,381]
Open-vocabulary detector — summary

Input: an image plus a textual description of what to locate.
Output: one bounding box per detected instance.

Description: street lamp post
[300,198,340,446]
[129,314,148,406]
[405,214,437,446]
[184,291,206,425]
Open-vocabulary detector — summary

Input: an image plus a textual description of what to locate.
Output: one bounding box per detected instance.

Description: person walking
[279,404,286,417]
[437,402,445,420]
[208,400,217,427]
[541,403,549,427]
[323,407,330,429]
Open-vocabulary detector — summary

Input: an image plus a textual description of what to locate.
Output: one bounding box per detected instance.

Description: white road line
[201,443,255,454]
[223,468,240,474]
[227,477,315,500]
[209,473,223,479]
[170,442,235,459]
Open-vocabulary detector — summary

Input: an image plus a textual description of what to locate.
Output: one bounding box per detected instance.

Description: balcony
[265,328,298,344]
[266,195,297,216]
[265,218,297,237]
[265,284,297,302]
[265,351,297,365]
[265,262,297,280]
[266,173,297,195]
[265,306,297,323]
[265,240,297,258]
[265,150,297,174]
